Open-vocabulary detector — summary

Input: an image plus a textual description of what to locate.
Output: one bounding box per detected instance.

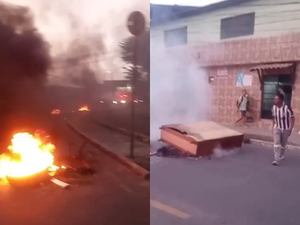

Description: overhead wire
[50,52,132,70]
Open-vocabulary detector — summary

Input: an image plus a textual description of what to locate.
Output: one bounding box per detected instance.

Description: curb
[66,121,150,180]
[247,138,300,150]
[92,119,150,145]
[243,133,300,146]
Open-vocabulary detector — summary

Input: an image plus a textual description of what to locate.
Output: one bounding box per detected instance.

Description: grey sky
[5,0,149,80]
[150,0,225,6]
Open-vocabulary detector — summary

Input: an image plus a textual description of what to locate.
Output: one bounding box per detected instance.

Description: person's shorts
[240,110,246,116]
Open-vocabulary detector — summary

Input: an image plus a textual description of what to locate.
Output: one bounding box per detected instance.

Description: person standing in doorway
[235,89,249,127]
[271,93,295,166]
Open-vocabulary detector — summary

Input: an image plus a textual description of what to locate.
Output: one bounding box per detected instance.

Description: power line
[47,74,70,80]
[52,49,121,65]
[49,33,139,68]
[51,59,104,70]
[52,35,139,66]
[51,48,134,70]
[50,52,133,70]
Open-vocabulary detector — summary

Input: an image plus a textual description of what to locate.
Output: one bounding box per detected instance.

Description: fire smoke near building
[150,6,212,141]
[0,0,149,151]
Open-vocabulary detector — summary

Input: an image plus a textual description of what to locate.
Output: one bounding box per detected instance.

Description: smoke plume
[50,11,105,87]
[5,0,149,82]
[0,0,149,135]
[0,2,50,96]
[0,2,51,149]
[3,0,149,107]
[150,29,212,141]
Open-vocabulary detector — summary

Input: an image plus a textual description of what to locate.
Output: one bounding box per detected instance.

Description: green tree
[122,65,145,81]
[119,29,150,78]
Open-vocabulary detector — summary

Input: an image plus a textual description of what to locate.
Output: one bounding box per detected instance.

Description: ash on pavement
[151,143,300,225]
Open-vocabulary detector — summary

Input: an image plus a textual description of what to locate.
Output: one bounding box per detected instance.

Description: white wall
[151,0,300,47]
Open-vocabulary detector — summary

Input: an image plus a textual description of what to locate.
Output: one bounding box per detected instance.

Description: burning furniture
[160,121,244,157]
[78,106,90,112]
[0,132,67,188]
[51,109,61,115]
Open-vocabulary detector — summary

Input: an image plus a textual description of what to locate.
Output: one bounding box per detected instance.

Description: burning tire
[6,169,49,188]
[0,132,57,187]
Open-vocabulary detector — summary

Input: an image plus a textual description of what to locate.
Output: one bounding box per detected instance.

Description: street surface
[0,115,149,225]
[151,143,300,225]
[91,104,150,136]
[67,113,150,170]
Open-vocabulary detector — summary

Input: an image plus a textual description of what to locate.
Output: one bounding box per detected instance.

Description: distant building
[151,0,300,130]
[101,80,149,102]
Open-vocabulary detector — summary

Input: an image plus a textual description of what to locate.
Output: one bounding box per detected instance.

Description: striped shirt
[272,104,294,130]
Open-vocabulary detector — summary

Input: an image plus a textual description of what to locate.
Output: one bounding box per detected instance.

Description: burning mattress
[160,121,244,157]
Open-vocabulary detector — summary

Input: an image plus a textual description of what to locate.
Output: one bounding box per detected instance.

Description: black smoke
[51,12,105,106]
[0,2,51,150]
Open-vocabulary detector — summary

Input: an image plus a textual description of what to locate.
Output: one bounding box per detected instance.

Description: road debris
[51,178,69,188]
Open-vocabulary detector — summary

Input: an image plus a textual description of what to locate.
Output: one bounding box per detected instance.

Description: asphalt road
[91,104,150,136]
[66,113,150,170]
[0,116,149,225]
[150,143,300,225]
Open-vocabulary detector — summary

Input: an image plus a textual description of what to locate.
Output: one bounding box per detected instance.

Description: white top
[165,121,243,142]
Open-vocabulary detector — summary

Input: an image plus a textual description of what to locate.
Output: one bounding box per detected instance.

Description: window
[220,13,255,39]
[164,26,187,47]
[261,75,292,119]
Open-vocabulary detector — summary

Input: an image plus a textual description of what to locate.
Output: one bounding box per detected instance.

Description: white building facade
[151,0,300,130]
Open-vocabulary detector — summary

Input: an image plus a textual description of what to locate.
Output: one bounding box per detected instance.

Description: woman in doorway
[235,89,250,127]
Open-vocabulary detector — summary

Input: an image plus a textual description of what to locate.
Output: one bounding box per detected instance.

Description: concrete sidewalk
[224,124,300,146]
[67,115,150,170]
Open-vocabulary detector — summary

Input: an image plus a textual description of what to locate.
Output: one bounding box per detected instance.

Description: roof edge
[151,0,258,27]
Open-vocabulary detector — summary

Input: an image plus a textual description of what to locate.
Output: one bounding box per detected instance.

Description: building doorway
[261,74,292,119]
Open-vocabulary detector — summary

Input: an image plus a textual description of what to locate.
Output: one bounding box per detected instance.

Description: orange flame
[78,106,90,112]
[51,109,61,115]
[0,132,56,179]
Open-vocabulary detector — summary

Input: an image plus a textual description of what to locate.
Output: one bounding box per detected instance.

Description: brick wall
[208,66,260,124]
[208,64,300,130]
[194,32,300,130]
[162,31,300,130]
[195,31,300,66]
[292,65,300,129]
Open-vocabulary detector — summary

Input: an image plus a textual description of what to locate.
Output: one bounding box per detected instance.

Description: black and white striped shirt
[272,104,294,130]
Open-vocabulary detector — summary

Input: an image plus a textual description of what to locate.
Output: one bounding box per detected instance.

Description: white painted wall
[151,0,300,47]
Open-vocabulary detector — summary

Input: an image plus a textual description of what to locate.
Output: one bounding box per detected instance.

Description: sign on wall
[236,73,253,87]
[217,69,228,77]
[243,75,253,86]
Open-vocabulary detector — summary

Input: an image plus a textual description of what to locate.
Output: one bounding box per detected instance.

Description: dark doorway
[261,74,292,119]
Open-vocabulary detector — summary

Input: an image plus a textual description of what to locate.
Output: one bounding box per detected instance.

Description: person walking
[235,89,249,127]
[272,93,295,166]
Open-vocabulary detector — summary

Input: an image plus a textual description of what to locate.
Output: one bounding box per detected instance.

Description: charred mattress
[160,121,244,157]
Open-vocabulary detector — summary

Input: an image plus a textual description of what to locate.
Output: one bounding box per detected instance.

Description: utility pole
[126,11,145,158]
